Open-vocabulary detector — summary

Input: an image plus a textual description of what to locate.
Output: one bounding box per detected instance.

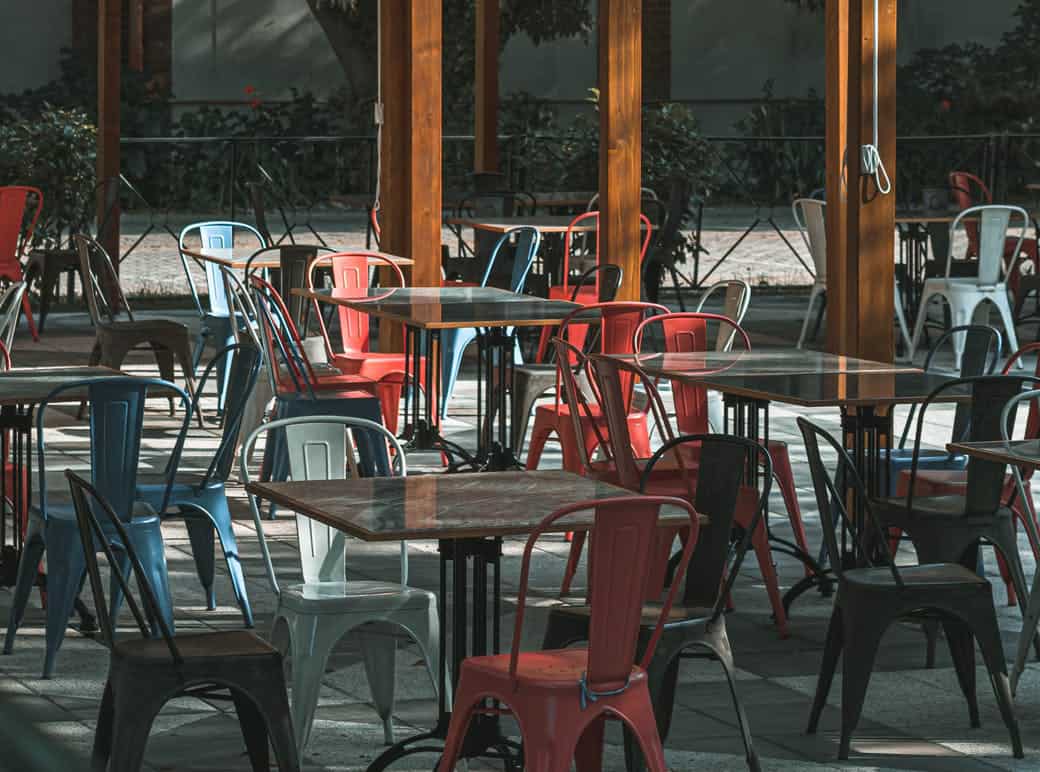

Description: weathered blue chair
[4,376,192,678]
[440,226,540,417]
[137,342,263,626]
[178,221,264,411]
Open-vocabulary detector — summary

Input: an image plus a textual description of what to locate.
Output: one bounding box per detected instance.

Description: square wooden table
[295,287,580,471]
[247,470,695,770]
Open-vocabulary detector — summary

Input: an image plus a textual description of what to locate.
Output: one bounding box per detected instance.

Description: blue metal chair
[883,324,1002,495]
[178,221,265,411]
[3,376,192,678]
[249,276,388,501]
[136,343,263,626]
[440,226,540,417]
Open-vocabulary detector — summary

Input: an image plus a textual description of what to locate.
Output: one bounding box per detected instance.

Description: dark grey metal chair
[67,470,301,772]
[799,417,1023,761]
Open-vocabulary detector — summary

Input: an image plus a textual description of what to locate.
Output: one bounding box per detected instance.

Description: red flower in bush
[939,98,953,112]
[250,98,262,110]
[244,85,256,95]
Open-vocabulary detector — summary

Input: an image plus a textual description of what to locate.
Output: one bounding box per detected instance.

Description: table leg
[366,537,521,772]
[0,406,31,588]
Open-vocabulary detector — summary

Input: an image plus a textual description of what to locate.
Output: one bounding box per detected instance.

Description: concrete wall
[0,0,72,94]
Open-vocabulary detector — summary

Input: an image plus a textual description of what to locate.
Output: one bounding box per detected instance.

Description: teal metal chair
[136,342,263,626]
[3,376,192,678]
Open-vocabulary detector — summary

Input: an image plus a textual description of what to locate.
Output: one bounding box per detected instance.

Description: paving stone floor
[1,292,1039,771]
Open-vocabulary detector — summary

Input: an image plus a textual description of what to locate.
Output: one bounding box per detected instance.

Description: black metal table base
[366,537,523,772]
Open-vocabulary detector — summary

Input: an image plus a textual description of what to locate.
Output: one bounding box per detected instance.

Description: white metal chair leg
[358,624,399,745]
[994,293,1024,368]
[894,286,913,355]
[287,612,338,752]
[797,285,824,349]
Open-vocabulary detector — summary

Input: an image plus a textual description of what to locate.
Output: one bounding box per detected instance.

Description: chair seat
[921,277,1007,292]
[114,630,278,662]
[31,496,158,523]
[463,646,647,691]
[553,601,714,627]
[280,580,435,613]
[99,319,191,337]
[844,562,987,589]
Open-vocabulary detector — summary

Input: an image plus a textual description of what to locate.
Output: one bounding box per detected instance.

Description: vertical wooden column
[474,0,500,174]
[825,0,849,355]
[827,0,896,362]
[379,0,443,289]
[598,0,643,302]
[97,0,122,263]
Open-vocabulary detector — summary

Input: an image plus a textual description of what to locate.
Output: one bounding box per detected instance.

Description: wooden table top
[947,439,1040,469]
[616,350,919,381]
[895,210,963,225]
[444,215,595,234]
[0,366,159,406]
[246,470,700,542]
[181,247,414,271]
[294,286,581,330]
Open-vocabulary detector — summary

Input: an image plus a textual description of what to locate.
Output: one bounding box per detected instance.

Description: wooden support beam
[97,0,122,265]
[474,0,500,174]
[128,0,145,72]
[827,0,896,362]
[378,0,443,290]
[598,0,643,302]
[825,0,849,355]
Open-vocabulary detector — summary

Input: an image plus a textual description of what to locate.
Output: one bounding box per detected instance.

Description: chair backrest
[571,264,623,303]
[240,416,405,593]
[634,312,751,435]
[948,205,1027,286]
[278,244,330,327]
[39,377,191,518]
[792,198,827,280]
[249,274,317,397]
[75,234,133,325]
[949,171,991,258]
[0,187,43,277]
[179,221,265,317]
[479,226,541,293]
[562,211,653,296]
[906,374,1040,513]
[508,495,699,695]
[66,471,181,662]
[1004,343,1040,444]
[195,343,263,487]
[641,431,773,618]
[798,417,902,585]
[308,251,407,358]
[0,282,26,353]
[247,182,275,247]
[694,280,751,332]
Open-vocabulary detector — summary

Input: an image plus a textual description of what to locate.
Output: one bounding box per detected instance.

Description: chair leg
[746,511,788,638]
[769,442,811,577]
[837,610,887,760]
[560,532,586,596]
[574,714,606,772]
[970,600,1025,759]
[797,287,822,349]
[808,608,843,734]
[108,689,166,772]
[942,617,980,728]
[232,689,271,771]
[715,643,761,772]
[183,514,217,610]
[21,292,37,342]
[204,496,254,627]
[358,625,399,745]
[994,293,1024,368]
[243,676,302,772]
[41,523,87,678]
[3,516,45,654]
[286,614,337,752]
[91,680,116,772]
[618,690,671,772]
[525,421,554,471]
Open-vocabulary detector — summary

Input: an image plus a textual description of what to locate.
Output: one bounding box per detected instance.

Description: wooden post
[825,0,849,355]
[474,0,500,174]
[378,0,442,289]
[128,0,145,72]
[598,0,643,302]
[827,0,896,362]
[97,0,122,265]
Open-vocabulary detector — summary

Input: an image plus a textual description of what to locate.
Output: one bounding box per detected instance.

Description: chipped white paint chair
[910,204,1026,371]
[240,416,444,751]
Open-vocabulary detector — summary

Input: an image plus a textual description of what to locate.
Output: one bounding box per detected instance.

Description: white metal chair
[793,198,828,349]
[694,280,752,432]
[910,204,1027,370]
[793,198,913,353]
[0,281,27,354]
[240,416,444,751]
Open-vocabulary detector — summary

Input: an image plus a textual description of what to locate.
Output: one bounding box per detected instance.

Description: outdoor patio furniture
[4,375,191,678]
[883,324,1002,497]
[179,220,266,408]
[308,250,414,434]
[440,226,539,417]
[875,374,1040,668]
[543,358,769,771]
[799,416,1023,761]
[136,342,263,627]
[526,302,666,475]
[23,247,82,334]
[909,205,1026,370]
[0,186,42,341]
[75,235,199,410]
[0,281,27,354]
[241,415,443,750]
[510,263,624,457]
[66,471,300,772]
[438,494,700,772]
[452,190,537,271]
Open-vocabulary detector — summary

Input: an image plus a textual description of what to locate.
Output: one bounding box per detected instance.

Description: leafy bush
[0,105,96,247]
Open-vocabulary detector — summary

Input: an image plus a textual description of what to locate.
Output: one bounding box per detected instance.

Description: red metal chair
[949,171,1039,301]
[249,274,403,431]
[437,494,700,772]
[894,341,1040,606]
[526,302,667,474]
[0,187,42,341]
[634,311,811,580]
